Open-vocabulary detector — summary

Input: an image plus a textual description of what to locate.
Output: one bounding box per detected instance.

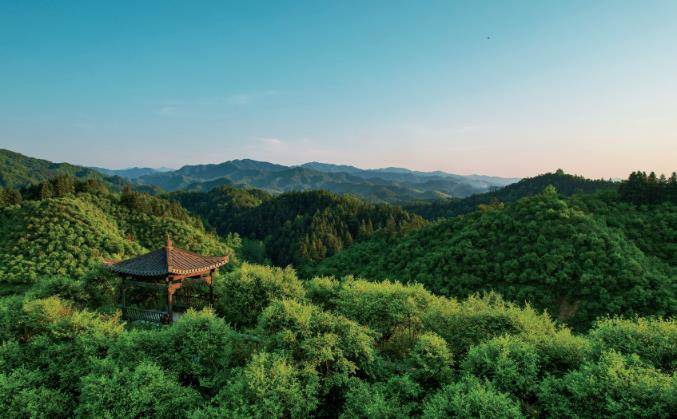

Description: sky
[1,1,676,178]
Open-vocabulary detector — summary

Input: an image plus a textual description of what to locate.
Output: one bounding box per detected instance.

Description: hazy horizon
[2,1,676,178]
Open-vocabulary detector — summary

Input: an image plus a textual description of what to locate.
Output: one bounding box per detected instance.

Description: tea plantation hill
[169,187,426,267]
[404,169,617,220]
[312,185,676,329]
[0,178,235,290]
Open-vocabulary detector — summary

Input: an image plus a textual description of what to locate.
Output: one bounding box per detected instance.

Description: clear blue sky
[1,1,675,177]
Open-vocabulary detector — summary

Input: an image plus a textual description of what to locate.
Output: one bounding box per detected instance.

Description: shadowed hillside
[170,187,426,267]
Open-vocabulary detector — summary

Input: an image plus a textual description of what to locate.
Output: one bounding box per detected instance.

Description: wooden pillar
[209,277,214,306]
[118,280,127,307]
[166,278,174,322]
[208,272,214,306]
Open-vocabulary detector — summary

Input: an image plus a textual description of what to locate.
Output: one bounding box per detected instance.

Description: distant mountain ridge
[132,158,519,203]
[92,166,172,179]
[0,149,519,203]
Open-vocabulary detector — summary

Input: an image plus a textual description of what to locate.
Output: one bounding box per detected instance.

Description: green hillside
[0,186,236,288]
[170,188,427,267]
[0,149,107,188]
[405,170,617,220]
[313,186,675,328]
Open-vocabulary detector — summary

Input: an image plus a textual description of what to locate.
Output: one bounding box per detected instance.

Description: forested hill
[405,169,617,220]
[170,187,426,267]
[0,178,236,289]
[313,185,676,328]
[0,149,107,188]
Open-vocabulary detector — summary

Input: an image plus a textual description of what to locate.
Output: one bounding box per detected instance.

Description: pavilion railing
[121,306,169,324]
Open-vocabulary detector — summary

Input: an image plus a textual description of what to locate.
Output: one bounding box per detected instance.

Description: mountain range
[121,159,519,203]
[0,149,519,203]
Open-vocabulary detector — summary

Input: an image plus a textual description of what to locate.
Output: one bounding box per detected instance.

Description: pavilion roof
[105,238,228,277]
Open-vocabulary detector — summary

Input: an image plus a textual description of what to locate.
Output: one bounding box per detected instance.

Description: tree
[76,359,202,418]
[422,376,523,419]
[38,181,53,199]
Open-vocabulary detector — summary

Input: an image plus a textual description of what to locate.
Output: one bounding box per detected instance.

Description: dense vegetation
[313,185,676,329]
[0,269,674,417]
[0,149,107,189]
[0,179,236,289]
[171,187,426,267]
[618,171,677,205]
[0,149,674,417]
[404,169,617,220]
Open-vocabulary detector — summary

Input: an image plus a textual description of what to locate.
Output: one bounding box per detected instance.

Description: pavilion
[105,237,228,323]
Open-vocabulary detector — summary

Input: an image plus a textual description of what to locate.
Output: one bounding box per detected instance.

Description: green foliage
[408,332,454,388]
[77,359,202,418]
[0,148,106,189]
[173,188,426,267]
[569,193,676,265]
[257,298,376,410]
[405,169,616,220]
[0,367,69,418]
[538,351,677,418]
[0,161,675,417]
[618,171,677,205]
[110,309,240,395]
[307,277,436,354]
[0,268,675,417]
[214,263,305,329]
[421,293,558,356]
[589,317,677,372]
[197,351,319,418]
[421,375,524,419]
[340,375,422,418]
[315,189,675,328]
[0,191,235,286]
[462,336,540,398]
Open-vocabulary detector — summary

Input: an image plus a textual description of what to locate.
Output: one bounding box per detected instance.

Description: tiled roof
[105,238,228,277]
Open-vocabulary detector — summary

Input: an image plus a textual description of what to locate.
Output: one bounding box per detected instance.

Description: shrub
[214,263,305,328]
[589,317,677,372]
[109,309,242,396]
[538,351,677,418]
[422,375,524,418]
[408,332,454,388]
[423,293,556,357]
[0,368,69,418]
[462,335,540,399]
[258,299,375,379]
[24,276,91,306]
[196,351,319,418]
[340,375,422,418]
[521,327,592,375]
[77,359,202,418]
[257,299,376,410]
[165,309,239,393]
[330,278,435,354]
